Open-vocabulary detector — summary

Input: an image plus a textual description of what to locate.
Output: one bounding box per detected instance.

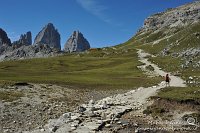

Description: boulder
[34,23,61,50]
[64,31,90,53]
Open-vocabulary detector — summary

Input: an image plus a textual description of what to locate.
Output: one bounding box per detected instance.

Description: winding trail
[137,49,186,87]
[24,49,186,133]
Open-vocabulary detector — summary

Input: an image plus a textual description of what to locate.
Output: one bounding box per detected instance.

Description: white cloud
[76,0,110,23]
[76,0,125,29]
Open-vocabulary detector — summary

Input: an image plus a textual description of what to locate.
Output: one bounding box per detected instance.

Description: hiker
[165,74,171,87]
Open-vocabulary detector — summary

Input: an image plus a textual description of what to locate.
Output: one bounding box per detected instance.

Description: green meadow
[0,48,161,90]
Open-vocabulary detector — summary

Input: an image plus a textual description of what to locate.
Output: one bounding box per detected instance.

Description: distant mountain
[0,28,11,46]
[12,31,32,47]
[0,23,93,61]
[34,23,61,51]
[0,24,62,61]
[64,31,90,53]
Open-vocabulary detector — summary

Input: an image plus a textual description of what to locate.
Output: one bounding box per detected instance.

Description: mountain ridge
[139,0,200,32]
[0,24,91,61]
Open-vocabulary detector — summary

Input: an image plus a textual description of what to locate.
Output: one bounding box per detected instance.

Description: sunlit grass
[0,48,162,89]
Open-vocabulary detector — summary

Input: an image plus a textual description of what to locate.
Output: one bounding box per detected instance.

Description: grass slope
[0,49,161,89]
[156,87,200,103]
[136,23,200,76]
[116,22,200,104]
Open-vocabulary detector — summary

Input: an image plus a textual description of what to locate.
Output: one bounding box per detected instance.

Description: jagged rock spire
[64,31,90,53]
[34,23,61,50]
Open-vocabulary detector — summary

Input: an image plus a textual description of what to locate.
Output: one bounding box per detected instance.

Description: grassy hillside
[144,86,200,122]
[119,23,200,86]
[156,87,200,103]
[0,48,161,89]
[116,22,200,109]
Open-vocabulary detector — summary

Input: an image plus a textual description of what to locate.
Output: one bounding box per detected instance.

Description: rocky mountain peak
[139,1,200,32]
[64,30,90,53]
[46,23,54,27]
[0,28,11,46]
[33,23,61,50]
[12,31,32,46]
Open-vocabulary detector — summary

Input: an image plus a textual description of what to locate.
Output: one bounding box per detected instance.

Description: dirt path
[24,49,186,133]
[137,49,186,87]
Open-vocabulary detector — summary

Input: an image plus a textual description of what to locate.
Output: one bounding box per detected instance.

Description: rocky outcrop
[0,24,63,61]
[0,44,62,61]
[140,1,200,32]
[64,31,90,53]
[34,23,61,50]
[0,28,11,46]
[0,28,12,55]
[12,31,32,46]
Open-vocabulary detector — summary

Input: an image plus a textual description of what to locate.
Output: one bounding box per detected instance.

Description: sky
[0,0,194,49]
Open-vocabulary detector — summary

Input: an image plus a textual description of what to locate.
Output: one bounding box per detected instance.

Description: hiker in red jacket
[165,74,171,87]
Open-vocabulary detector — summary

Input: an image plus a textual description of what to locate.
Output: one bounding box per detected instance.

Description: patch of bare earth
[116,98,200,133]
[0,83,127,133]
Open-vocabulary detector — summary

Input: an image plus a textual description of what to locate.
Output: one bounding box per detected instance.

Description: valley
[0,1,200,133]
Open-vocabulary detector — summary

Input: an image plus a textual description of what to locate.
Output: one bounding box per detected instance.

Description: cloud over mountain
[76,0,111,23]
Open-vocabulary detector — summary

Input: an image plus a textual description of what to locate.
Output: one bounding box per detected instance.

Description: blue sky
[0,0,194,49]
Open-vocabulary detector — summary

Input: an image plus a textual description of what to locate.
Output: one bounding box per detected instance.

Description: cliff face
[0,28,11,46]
[64,31,90,53]
[140,1,200,32]
[34,23,61,50]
